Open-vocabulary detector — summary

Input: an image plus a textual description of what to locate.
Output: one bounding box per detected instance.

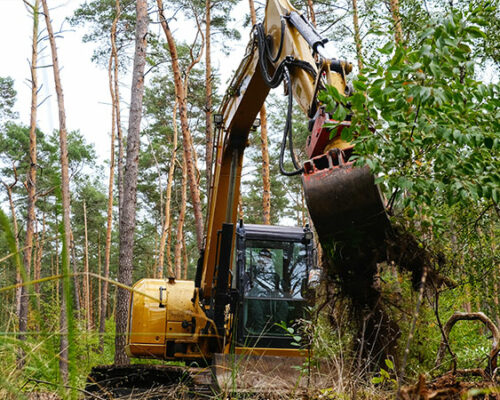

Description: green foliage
[69,0,136,68]
[320,9,499,231]
[0,310,118,397]
[0,76,17,124]
[371,358,397,387]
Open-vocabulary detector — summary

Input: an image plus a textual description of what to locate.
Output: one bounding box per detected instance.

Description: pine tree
[115,0,148,365]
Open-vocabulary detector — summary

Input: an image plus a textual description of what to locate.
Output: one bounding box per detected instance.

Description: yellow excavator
[87,0,387,396]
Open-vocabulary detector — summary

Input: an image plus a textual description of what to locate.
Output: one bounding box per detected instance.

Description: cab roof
[237,223,309,242]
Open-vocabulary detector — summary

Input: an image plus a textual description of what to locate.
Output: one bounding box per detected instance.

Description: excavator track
[85,364,215,399]
[85,356,328,399]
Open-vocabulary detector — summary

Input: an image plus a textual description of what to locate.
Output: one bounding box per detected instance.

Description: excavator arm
[199,0,357,302]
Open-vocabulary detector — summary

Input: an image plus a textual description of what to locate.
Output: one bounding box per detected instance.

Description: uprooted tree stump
[400,312,500,400]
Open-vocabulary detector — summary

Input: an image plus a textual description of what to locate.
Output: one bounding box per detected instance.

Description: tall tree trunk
[175,156,187,279]
[352,0,363,71]
[390,0,403,44]
[83,201,91,330]
[100,0,120,352]
[157,0,204,251]
[157,103,178,279]
[307,0,317,27]
[205,0,213,193]
[166,223,174,277]
[18,0,40,369]
[41,0,73,384]
[114,3,124,223]
[115,0,148,365]
[248,0,271,225]
[259,108,271,225]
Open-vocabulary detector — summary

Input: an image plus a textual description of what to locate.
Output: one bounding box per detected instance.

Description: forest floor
[20,368,500,399]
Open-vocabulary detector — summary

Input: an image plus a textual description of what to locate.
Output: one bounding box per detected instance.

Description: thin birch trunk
[307,0,317,27]
[157,103,178,279]
[175,157,187,279]
[157,0,204,251]
[352,0,363,71]
[41,0,73,383]
[115,0,148,365]
[390,0,403,44]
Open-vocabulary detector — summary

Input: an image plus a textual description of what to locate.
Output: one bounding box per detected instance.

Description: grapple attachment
[302,149,389,249]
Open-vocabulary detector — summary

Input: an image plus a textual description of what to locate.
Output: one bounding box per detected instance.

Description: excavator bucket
[302,149,389,250]
[212,353,331,395]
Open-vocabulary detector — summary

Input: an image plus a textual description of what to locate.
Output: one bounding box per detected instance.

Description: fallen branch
[435,311,499,375]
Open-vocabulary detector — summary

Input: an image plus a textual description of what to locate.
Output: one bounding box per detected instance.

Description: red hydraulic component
[306,107,351,159]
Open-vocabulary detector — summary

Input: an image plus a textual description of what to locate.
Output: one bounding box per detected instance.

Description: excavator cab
[233,223,315,350]
[212,223,321,392]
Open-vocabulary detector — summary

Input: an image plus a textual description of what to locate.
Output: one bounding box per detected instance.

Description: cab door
[237,238,309,348]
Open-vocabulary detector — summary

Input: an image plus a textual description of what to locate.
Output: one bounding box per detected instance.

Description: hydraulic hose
[279,67,303,176]
[254,23,313,176]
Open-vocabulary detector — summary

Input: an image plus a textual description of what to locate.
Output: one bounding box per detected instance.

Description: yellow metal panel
[234,346,307,357]
[129,279,166,347]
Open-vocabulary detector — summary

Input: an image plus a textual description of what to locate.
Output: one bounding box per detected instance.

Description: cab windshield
[242,239,308,338]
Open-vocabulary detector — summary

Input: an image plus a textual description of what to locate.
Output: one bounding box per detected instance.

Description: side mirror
[307,268,321,289]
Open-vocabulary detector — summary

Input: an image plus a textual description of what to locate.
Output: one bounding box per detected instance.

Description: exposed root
[320,222,451,371]
[435,312,500,375]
